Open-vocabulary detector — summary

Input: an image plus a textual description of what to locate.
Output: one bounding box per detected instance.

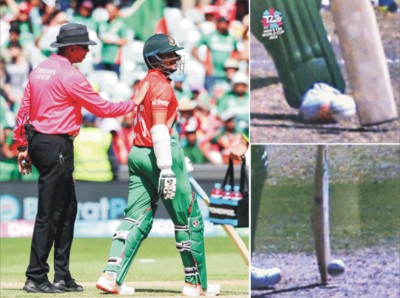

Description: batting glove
[158,169,176,199]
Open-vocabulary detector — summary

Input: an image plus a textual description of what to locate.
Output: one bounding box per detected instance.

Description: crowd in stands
[0,0,249,182]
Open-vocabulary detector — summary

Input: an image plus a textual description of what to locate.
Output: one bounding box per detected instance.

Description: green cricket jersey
[196,31,238,77]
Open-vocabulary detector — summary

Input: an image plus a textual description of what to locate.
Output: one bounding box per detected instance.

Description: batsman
[96,34,220,296]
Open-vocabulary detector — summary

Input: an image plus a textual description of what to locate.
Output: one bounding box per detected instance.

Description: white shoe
[330,93,356,121]
[251,266,281,290]
[182,283,220,296]
[300,83,355,122]
[96,271,134,295]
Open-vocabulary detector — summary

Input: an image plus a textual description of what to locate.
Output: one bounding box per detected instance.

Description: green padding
[175,228,199,286]
[251,0,345,108]
[174,200,208,289]
[188,200,207,290]
[116,207,154,285]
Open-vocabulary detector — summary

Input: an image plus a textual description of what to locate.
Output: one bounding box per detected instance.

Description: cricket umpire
[13,23,148,294]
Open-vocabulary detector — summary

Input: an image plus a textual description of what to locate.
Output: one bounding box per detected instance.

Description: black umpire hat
[50,23,97,48]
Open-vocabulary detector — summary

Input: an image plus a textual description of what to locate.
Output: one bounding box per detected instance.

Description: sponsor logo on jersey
[36,67,56,75]
[152,98,169,107]
[35,67,56,81]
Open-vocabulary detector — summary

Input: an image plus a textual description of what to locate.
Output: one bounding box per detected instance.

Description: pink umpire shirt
[14,54,136,149]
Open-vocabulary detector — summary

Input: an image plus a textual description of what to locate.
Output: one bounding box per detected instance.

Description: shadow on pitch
[251,114,393,134]
[135,288,181,295]
[252,282,338,297]
[97,288,181,295]
[250,77,280,91]
[251,112,303,123]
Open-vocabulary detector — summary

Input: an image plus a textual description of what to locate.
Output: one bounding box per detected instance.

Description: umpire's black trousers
[26,132,77,283]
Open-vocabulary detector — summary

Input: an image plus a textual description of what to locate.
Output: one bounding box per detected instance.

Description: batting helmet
[143,34,184,76]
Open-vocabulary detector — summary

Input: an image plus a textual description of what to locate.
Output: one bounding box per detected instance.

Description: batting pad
[115,207,155,285]
[251,0,345,108]
[175,199,208,290]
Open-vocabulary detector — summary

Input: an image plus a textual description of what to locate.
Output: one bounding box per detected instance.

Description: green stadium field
[0,236,249,297]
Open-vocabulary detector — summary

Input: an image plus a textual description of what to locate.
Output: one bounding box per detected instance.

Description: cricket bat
[312,145,331,284]
[188,175,250,266]
[331,0,398,126]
